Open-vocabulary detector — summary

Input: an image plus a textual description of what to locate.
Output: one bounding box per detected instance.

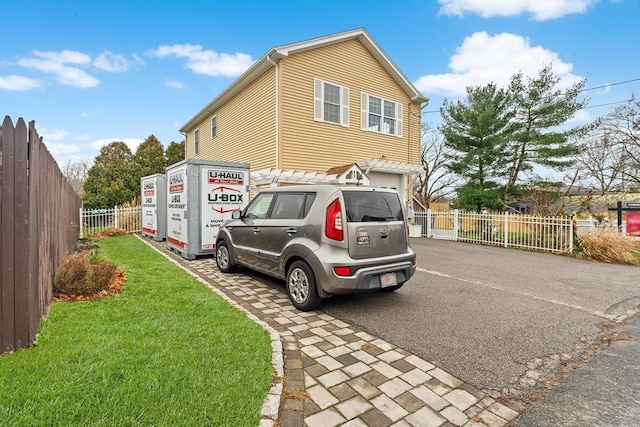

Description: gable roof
[179,28,429,133]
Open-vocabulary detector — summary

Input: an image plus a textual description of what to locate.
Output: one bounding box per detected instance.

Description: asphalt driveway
[317,238,640,398]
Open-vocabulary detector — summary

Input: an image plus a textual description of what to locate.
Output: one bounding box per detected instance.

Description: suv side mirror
[231,210,242,219]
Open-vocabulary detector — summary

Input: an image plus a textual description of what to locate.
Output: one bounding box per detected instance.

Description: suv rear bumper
[307,250,417,295]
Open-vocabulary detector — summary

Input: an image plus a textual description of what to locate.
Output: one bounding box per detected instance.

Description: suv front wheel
[286,260,320,312]
[216,240,237,273]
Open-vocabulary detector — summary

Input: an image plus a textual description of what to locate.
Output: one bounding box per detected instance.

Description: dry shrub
[54,249,121,297]
[577,229,640,265]
[92,262,119,288]
[54,252,95,294]
[95,227,127,239]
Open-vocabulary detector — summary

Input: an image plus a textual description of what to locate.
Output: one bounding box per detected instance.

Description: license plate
[380,272,397,288]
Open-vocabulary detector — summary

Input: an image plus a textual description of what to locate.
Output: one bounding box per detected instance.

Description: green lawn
[0,235,272,426]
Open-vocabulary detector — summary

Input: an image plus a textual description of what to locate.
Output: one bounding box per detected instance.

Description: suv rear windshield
[343,191,404,222]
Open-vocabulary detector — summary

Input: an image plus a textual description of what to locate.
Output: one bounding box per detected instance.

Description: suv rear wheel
[216,241,237,273]
[287,260,320,311]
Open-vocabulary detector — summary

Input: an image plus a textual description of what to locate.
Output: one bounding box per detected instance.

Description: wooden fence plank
[1,116,17,352]
[13,118,30,348]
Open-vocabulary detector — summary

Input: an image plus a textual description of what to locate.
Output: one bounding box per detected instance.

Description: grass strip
[0,235,272,426]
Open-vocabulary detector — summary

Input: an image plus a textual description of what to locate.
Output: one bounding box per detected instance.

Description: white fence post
[79,207,84,239]
[504,212,508,248]
[569,220,574,253]
[114,205,119,229]
[426,209,432,237]
[454,209,459,240]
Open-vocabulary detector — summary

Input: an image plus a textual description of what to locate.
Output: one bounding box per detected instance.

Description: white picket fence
[79,205,142,238]
[413,210,578,253]
[78,205,611,253]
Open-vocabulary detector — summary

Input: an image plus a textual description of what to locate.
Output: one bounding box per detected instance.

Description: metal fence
[1,116,82,353]
[414,210,574,253]
[80,205,142,238]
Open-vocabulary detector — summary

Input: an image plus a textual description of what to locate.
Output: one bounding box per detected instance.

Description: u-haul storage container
[140,174,166,241]
[165,159,250,260]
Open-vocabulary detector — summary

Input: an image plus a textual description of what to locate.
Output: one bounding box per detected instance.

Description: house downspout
[267,55,279,169]
[179,131,187,161]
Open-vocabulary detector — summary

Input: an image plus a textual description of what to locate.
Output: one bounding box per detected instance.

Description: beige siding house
[179,28,428,200]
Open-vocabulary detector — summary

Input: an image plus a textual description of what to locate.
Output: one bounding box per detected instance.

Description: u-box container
[140,173,167,241]
[165,159,250,260]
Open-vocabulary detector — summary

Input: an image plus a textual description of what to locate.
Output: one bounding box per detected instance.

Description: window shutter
[314,78,323,121]
[361,93,368,130]
[341,87,349,127]
[396,103,403,138]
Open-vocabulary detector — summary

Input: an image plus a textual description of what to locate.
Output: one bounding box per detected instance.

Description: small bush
[95,228,127,239]
[91,262,119,289]
[85,248,109,264]
[54,249,120,297]
[54,253,95,294]
[577,229,640,265]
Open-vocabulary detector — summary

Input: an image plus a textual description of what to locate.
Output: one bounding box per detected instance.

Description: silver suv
[215,184,416,311]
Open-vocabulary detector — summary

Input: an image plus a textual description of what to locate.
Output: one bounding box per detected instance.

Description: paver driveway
[320,238,640,397]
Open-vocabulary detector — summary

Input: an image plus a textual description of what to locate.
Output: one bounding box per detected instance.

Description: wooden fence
[1,116,82,353]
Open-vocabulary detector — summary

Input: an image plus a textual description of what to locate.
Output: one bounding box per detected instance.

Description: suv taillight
[325,199,343,241]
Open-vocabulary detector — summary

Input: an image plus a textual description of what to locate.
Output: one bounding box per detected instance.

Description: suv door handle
[253,227,260,234]
[286,228,297,235]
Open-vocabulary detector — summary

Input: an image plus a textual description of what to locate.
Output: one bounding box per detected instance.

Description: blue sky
[1,0,639,171]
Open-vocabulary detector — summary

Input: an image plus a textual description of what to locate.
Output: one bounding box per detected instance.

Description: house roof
[179,28,429,133]
[325,163,359,175]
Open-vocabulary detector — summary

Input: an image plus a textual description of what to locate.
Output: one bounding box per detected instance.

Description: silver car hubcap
[217,247,229,269]
[289,268,309,303]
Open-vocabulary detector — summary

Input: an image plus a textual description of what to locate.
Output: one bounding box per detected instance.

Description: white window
[314,78,349,127]
[361,93,403,137]
[194,128,200,155]
[211,116,217,138]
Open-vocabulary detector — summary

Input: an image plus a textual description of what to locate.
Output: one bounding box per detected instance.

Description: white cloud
[38,126,71,141]
[43,141,81,157]
[413,32,582,97]
[17,50,100,88]
[91,138,144,153]
[12,49,141,88]
[568,108,592,123]
[149,44,254,77]
[32,50,92,65]
[0,75,41,91]
[93,51,133,72]
[166,80,188,89]
[438,0,593,21]
[56,67,100,88]
[38,127,81,164]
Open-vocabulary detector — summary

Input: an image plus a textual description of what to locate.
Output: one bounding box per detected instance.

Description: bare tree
[598,94,640,189]
[414,124,457,208]
[61,158,90,196]
[577,132,626,195]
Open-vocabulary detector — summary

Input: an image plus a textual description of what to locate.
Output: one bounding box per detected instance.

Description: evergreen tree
[83,141,137,209]
[166,140,185,166]
[134,134,166,179]
[504,64,589,202]
[440,83,513,211]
